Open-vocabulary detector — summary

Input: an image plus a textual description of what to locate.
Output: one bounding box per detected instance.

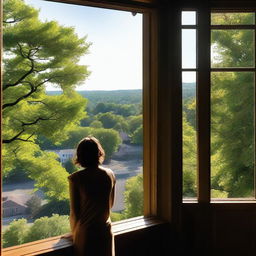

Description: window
[182,9,256,201]
[2,0,150,249]
[211,11,256,199]
[182,11,198,199]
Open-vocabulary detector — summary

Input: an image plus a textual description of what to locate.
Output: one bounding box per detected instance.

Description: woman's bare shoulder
[68,169,85,181]
[99,166,115,178]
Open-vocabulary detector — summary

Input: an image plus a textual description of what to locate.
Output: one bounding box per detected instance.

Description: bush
[34,200,70,218]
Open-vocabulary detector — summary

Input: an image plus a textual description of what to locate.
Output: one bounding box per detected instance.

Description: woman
[68,136,116,256]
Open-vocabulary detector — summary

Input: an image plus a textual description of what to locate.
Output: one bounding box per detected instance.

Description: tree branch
[3,116,57,144]
[3,77,54,110]
[3,81,36,109]
[3,129,25,143]
[21,116,57,127]
[3,44,35,90]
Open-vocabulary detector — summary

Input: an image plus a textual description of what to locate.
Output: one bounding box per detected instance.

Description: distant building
[2,196,27,217]
[50,149,75,164]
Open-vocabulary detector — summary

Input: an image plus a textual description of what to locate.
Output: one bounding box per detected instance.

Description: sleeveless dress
[68,167,116,256]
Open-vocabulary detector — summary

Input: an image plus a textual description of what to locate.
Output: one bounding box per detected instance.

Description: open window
[2,0,158,253]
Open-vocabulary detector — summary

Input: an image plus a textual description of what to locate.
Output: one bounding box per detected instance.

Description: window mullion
[254,11,256,199]
[197,7,211,203]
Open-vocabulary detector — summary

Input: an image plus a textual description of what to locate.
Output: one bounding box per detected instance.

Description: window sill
[2,216,165,256]
[183,198,256,204]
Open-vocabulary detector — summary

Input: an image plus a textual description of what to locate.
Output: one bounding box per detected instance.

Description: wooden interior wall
[166,1,256,256]
[181,204,256,256]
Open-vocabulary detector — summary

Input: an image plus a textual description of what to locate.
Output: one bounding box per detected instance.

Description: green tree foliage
[20,149,69,200]
[3,219,29,247]
[64,159,78,174]
[24,214,70,243]
[3,159,32,183]
[110,212,126,222]
[211,13,254,197]
[128,115,142,134]
[3,0,90,198]
[26,195,42,217]
[75,89,142,108]
[90,120,103,128]
[96,112,129,132]
[3,214,70,247]
[93,102,140,117]
[58,127,121,160]
[130,125,143,145]
[183,99,196,129]
[34,200,70,218]
[92,128,122,160]
[182,115,197,197]
[123,174,143,218]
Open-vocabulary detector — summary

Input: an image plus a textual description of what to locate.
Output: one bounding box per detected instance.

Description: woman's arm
[110,179,116,209]
[68,177,80,233]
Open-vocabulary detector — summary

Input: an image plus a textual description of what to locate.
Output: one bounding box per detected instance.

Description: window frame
[210,10,256,200]
[181,7,211,203]
[181,9,198,200]
[1,0,159,254]
[182,7,256,203]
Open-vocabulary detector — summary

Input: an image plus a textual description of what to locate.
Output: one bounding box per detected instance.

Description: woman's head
[74,136,105,168]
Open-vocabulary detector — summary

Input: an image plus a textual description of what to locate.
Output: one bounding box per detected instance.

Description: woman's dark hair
[74,136,105,168]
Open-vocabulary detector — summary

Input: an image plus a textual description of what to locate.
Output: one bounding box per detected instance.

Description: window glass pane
[211,13,255,25]
[211,72,254,198]
[182,11,196,25]
[182,29,197,68]
[211,30,254,68]
[3,0,143,248]
[182,72,197,199]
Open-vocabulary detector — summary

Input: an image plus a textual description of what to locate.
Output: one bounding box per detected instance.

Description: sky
[24,0,143,91]
[23,1,196,90]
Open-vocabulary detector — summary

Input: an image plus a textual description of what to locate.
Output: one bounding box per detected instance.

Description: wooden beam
[197,5,211,203]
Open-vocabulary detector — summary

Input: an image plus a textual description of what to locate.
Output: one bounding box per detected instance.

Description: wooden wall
[181,203,256,256]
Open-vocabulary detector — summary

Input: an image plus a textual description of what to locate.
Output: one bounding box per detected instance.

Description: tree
[24,214,70,243]
[3,219,29,248]
[3,214,71,247]
[64,159,78,174]
[34,200,70,218]
[182,115,197,197]
[26,194,42,217]
[57,127,121,160]
[210,13,254,197]
[3,0,90,198]
[90,120,103,128]
[96,112,128,132]
[93,102,140,117]
[92,128,122,160]
[123,174,143,218]
[93,102,108,114]
[130,125,143,145]
[128,115,142,134]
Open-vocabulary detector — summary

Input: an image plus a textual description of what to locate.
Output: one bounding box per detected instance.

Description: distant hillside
[47,84,195,107]
[182,83,196,99]
[47,89,142,108]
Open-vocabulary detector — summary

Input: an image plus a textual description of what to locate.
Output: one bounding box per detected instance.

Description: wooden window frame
[210,9,256,200]
[181,9,199,201]
[1,0,160,255]
[181,6,211,203]
[183,7,256,204]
